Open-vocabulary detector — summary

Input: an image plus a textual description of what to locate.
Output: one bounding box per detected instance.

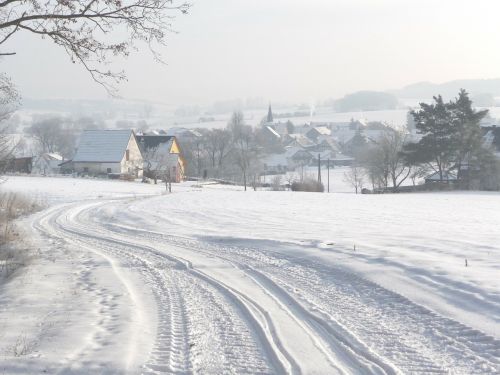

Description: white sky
[2,0,500,106]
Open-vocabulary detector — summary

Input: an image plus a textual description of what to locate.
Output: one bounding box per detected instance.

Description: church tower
[266,103,274,123]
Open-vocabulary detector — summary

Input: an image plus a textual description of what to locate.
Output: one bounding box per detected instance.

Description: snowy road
[16,193,499,374]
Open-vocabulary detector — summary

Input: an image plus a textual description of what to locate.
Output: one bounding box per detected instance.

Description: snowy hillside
[0,176,499,374]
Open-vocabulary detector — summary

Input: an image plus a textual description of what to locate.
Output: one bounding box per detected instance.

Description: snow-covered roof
[425,170,458,181]
[73,130,132,163]
[318,138,340,150]
[286,134,315,147]
[356,119,368,127]
[311,150,336,160]
[284,146,308,158]
[166,127,202,137]
[45,153,64,161]
[166,127,187,134]
[136,135,175,152]
[272,122,290,135]
[263,146,312,167]
[265,126,281,138]
[311,126,331,136]
[364,129,386,142]
[331,130,356,144]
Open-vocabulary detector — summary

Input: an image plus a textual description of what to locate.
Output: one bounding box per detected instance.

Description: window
[107,168,112,173]
[125,150,130,161]
[83,167,89,173]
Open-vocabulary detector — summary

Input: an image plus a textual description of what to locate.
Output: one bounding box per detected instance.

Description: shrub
[291,178,324,192]
[0,192,41,279]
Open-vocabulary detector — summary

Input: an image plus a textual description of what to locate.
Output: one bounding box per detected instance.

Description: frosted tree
[0,74,19,170]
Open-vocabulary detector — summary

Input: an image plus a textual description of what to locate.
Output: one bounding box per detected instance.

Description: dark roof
[136,135,175,151]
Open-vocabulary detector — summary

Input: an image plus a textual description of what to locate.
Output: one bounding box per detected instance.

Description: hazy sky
[2,0,500,106]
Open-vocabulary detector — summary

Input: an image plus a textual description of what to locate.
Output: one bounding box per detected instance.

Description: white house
[72,130,143,178]
[32,153,64,175]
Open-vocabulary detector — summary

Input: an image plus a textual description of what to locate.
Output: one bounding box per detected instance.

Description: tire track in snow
[64,202,298,374]
[81,201,396,374]
[36,201,276,374]
[34,203,192,374]
[96,201,500,375]
[96,218,399,375]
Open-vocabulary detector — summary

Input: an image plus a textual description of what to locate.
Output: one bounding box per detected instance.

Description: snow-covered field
[0,176,499,374]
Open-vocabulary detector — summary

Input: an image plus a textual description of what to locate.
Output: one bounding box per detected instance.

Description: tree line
[181,111,276,190]
[345,90,500,193]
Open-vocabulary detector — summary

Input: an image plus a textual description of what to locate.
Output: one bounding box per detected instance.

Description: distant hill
[391,79,500,100]
[333,91,399,112]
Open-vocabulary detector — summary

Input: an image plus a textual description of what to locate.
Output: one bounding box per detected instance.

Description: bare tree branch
[0,0,191,94]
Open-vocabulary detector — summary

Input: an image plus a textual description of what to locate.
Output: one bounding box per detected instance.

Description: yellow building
[136,134,186,182]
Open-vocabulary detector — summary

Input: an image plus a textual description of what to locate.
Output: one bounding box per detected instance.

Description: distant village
[3,100,500,192]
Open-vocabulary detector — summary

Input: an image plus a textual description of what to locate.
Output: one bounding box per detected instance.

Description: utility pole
[327,158,330,193]
[318,154,321,183]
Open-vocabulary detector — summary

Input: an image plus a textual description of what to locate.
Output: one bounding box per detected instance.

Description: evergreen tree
[449,89,488,172]
[404,90,489,183]
[349,128,368,158]
[404,95,457,181]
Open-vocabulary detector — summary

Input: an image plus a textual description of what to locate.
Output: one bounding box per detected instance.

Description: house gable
[135,134,185,181]
[120,133,143,176]
[170,138,181,154]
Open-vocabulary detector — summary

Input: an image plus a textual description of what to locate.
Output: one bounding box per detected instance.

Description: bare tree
[344,164,364,194]
[27,118,62,154]
[142,145,177,184]
[142,146,162,183]
[359,146,388,190]
[285,172,298,190]
[190,136,206,178]
[379,130,412,192]
[205,128,231,174]
[409,164,430,187]
[26,116,77,157]
[228,111,259,191]
[0,0,190,93]
[360,129,411,192]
